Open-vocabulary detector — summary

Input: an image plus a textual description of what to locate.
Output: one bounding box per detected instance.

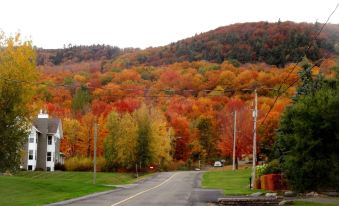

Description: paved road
[49,171,224,206]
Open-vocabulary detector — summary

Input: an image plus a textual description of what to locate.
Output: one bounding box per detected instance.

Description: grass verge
[0,171,141,206]
[292,201,338,206]
[202,167,261,195]
[202,168,338,206]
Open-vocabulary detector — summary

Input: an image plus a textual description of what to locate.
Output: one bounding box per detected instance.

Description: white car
[213,161,222,167]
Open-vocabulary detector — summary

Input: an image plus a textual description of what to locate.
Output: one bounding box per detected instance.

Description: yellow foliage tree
[105,112,138,169]
[73,74,87,84]
[105,106,172,170]
[149,109,172,166]
[79,112,95,157]
[0,33,38,171]
[62,118,82,157]
[115,113,138,167]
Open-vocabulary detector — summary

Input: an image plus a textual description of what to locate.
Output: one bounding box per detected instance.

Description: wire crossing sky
[1,0,338,49]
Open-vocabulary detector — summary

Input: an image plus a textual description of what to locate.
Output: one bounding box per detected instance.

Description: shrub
[162,160,187,171]
[256,160,282,177]
[96,157,106,172]
[65,156,93,171]
[35,168,44,171]
[256,164,268,177]
[54,162,65,171]
[265,159,282,174]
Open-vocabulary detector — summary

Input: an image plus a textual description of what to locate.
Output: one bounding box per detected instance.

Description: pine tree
[274,66,339,192]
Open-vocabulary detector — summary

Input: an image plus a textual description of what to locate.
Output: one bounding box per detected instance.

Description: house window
[28,150,33,160]
[29,138,34,143]
[46,167,51,171]
[47,152,52,161]
[48,136,52,145]
[28,165,32,171]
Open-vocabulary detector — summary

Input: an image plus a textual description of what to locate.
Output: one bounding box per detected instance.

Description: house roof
[33,118,61,135]
[47,118,61,134]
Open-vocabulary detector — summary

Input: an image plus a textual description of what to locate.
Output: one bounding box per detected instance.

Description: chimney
[38,109,49,119]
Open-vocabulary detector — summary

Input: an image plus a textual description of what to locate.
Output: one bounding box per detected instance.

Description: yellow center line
[111,173,179,206]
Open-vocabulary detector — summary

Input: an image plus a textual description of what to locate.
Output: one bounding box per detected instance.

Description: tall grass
[64,156,106,171]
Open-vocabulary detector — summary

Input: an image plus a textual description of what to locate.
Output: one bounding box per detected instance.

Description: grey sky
[1,0,338,49]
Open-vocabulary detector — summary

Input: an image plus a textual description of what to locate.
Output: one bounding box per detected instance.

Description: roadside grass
[0,171,141,206]
[202,167,261,195]
[292,201,338,206]
[202,168,338,206]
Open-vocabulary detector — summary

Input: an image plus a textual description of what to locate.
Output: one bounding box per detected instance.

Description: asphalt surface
[48,171,224,206]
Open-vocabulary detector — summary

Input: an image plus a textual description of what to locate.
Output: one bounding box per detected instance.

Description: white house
[22,110,63,171]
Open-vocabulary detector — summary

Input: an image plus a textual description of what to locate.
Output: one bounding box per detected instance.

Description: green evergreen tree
[196,116,218,160]
[71,86,91,114]
[274,66,339,192]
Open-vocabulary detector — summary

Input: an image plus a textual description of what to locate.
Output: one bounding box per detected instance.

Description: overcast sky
[1,0,338,49]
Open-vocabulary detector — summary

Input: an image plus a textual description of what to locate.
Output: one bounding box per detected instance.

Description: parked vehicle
[213,161,222,167]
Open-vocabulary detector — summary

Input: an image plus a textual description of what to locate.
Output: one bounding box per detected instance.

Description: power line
[1,3,337,115]
[0,74,277,98]
[259,3,339,126]
[275,3,339,92]
[260,54,332,126]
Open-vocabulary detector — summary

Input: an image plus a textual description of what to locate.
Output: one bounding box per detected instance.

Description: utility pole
[93,121,98,185]
[135,163,139,178]
[251,89,258,189]
[232,110,237,171]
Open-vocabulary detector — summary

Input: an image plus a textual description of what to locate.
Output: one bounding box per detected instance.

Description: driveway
[47,171,224,206]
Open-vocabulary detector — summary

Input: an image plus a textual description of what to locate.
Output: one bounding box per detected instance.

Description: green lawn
[0,171,140,206]
[293,201,338,206]
[202,168,338,206]
[202,168,261,195]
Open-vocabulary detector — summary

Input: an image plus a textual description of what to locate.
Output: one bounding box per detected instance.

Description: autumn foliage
[38,58,318,168]
[33,21,339,170]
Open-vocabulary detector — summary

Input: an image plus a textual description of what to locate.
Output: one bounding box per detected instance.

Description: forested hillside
[37,45,138,66]
[37,58,338,168]
[110,21,339,67]
[37,22,339,68]
[32,21,339,170]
